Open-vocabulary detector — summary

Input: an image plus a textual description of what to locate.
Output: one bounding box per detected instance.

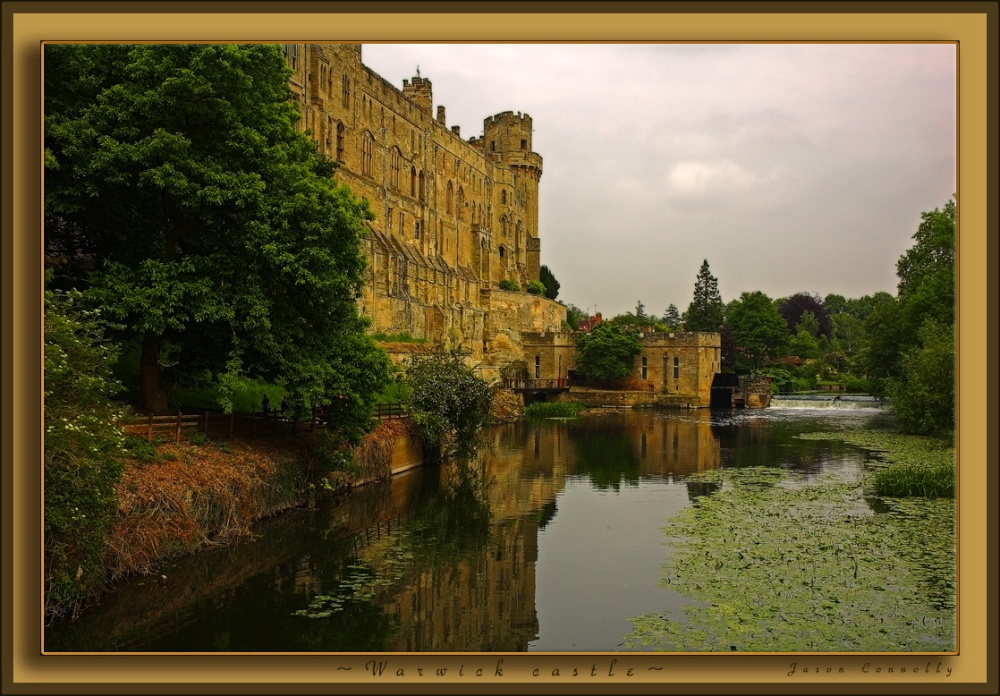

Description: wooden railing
[504,378,570,391]
[374,402,409,420]
[122,402,410,442]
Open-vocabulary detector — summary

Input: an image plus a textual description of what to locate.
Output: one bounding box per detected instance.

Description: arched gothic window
[389,148,400,188]
[361,132,374,176]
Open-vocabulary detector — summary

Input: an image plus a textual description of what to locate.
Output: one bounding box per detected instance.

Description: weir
[769,394,885,410]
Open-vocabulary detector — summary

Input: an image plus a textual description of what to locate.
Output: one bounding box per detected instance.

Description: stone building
[283,44,722,401]
[283,43,558,364]
[521,328,722,408]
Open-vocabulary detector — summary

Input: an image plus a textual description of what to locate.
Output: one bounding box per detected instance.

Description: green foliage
[887,319,955,439]
[871,463,954,498]
[539,265,560,300]
[862,197,955,412]
[312,434,360,478]
[684,260,724,332]
[45,43,392,432]
[498,279,520,292]
[726,291,789,374]
[563,303,589,331]
[122,434,158,462]
[370,332,427,344]
[830,312,866,356]
[526,280,546,295]
[758,366,796,393]
[44,277,128,620]
[662,303,681,330]
[524,401,587,419]
[405,351,494,460]
[610,312,669,332]
[375,375,411,405]
[777,292,832,338]
[787,329,821,360]
[574,321,642,381]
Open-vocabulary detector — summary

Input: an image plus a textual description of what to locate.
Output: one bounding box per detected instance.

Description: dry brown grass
[105,438,308,581]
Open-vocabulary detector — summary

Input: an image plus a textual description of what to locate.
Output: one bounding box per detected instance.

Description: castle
[284,44,721,406]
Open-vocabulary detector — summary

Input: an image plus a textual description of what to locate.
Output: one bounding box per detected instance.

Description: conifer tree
[663,304,681,329]
[684,260,724,332]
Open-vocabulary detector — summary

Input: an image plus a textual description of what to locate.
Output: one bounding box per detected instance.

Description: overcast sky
[362,43,956,319]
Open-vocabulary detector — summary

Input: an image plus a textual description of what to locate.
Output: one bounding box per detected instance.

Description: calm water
[46,407,903,653]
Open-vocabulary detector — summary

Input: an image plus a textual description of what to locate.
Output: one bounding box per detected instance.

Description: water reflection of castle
[346,413,721,651]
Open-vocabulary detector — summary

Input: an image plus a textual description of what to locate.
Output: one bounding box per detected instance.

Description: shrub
[44,278,128,620]
[498,279,520,292]
[405,350,493,461]
[526,280,546,295]
[842,375,871,393]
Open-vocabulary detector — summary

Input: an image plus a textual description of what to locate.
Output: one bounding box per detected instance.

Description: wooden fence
[122,403,409,442]
[374,402,408,420]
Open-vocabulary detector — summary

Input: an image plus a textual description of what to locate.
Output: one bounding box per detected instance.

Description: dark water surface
[48,407,932,653]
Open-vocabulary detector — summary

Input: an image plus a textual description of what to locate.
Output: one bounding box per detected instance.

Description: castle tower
[483,111,543,281]
[402,76,433,116]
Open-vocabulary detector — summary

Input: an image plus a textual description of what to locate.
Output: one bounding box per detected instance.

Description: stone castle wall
[284,44,552,359]
[284,44,720,400]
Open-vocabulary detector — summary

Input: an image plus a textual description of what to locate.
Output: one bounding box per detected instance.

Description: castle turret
[402,75,433,115]
[483,111,544,281]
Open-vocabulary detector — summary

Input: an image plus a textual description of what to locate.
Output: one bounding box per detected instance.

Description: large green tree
[726,291,789,374]
[684,260,724,332]
[574,321,642,381]
[44,44,391,438]
[862,197,955,400]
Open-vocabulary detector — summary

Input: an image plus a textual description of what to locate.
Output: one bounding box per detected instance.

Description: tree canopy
[574,321,642,381]
[662,304,681,330]
[726,291,789,374]
[863,197,955,435]
[862,196,955,402]
[44,44,391,438]
[684,260,724,332]
[777,292,832,338]
[405,351,493,461]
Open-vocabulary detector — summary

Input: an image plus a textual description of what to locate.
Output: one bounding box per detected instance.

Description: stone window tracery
[361,131,374,176]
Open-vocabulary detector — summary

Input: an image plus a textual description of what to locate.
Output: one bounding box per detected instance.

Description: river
[45,405,955,653]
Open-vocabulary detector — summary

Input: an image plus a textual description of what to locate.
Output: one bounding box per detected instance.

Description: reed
[524,401,587,419]
[870,461,954,498]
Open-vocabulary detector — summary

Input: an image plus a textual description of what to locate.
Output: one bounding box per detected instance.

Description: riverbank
[40,419,421,625]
